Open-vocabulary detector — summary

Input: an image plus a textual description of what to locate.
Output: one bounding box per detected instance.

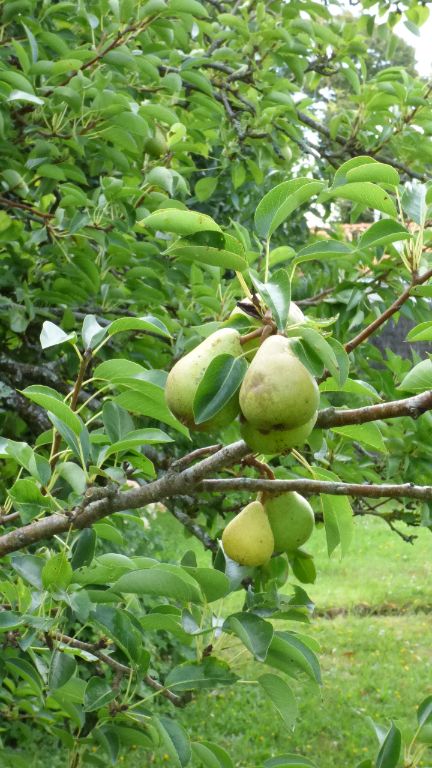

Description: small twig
[0,512,20,525]
[171,444,222,472]
[345,268,432,354]
[241,455,275,480]
[53,633,184,705]
[169,506,217,551]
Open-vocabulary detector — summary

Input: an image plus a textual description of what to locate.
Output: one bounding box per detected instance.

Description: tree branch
[296,110,430,181]
[53,633,184,706]
[316,390,432,428]
[200,478,432,501]
[344,267,432,354]
[3,384,432,555]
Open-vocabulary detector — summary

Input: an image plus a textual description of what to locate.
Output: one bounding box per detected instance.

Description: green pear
[144,130,168,158]
[222,500,274,566]
[263,491,314,552]
[165,328,242,431]
[240,413,317,454]
[239,335,319,430]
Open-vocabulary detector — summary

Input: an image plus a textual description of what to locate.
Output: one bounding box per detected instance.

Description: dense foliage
[0,0,432,766]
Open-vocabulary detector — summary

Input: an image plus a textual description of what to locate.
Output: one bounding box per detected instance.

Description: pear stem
[239,327,263,345]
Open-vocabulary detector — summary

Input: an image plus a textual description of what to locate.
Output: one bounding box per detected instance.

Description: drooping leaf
[249,269,291,331]
[375,722,401,768]
[193,354,247,425]
[259,674,298,729]
[223,613,273,661]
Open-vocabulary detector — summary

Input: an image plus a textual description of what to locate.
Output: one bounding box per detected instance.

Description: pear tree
[0,0,432,766]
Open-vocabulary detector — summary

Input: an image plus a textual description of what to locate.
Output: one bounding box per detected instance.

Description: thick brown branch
[200,478,432,501]
[316,390,432,428]
[3,382,432,556]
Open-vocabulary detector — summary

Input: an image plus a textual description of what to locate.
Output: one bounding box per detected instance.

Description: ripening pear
[222,500,274,566]
[240,413,317,454]
[239,335,319,430]
[263,491,314,552]
[165,328,242,431]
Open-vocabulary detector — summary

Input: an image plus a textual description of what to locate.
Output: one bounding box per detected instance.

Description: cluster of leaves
[0,0,432,765]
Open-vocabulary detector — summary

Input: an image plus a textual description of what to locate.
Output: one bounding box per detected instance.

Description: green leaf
[406,321,432,342]
[84,677,117,712]
[399,359,432,392]
[0,612,24,631]
[7,89,44,105]
[82,315,107,349]
[259,674,297,729]
[250,269,291,332]
[167,232,248,271]
[418,695,432,727]
[359,220,411,250]
[22,386,83,436]
[375,722,401,768]
[294,328,342,384]
[288,549,316,584]
[264,755,317,767]
[141,208,221,235]
[114,382,189,436]
[401,182,427,225]
[223,613,273,661]
[165,658,238,691]
[322,182,397,216]
[155,716,191,768]
[193,354,246,425]
[112,567,202,602]
[183,567,230,602]
[57,462,87,494]
[9,478,53,522]
[103,428,173,458]
[331,423,387,453]
[5,658,42,696]
[11,554,44,588]
[40,321,76,349]
[192,741,234,768]
[195,177,218,201]
[255,179,324,239]
[91,605,141,664]
[314,468,353,556]
[49,651,77,691]
[333,156,378,186]
[319,377,381,401]
[42,552,73,591]
[346,162,399,186]
[168,0,209,17]
[266,632,321,684]
[108,315,171,339]
[71,529,96,570]
[293,240,355,266]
